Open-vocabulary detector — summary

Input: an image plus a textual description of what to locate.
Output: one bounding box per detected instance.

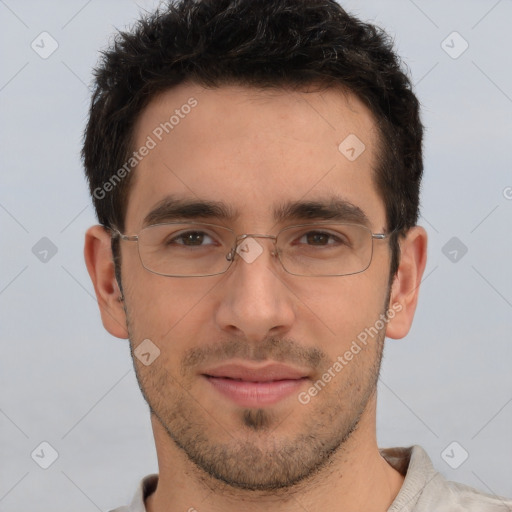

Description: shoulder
[420,476,512,511]
[382,445,512,512]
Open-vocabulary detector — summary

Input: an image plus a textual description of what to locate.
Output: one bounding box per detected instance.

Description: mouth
[202,362,310,407]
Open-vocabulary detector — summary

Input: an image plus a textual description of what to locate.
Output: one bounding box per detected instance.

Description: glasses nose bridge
[236,233,278,243]
[231,232,280,259]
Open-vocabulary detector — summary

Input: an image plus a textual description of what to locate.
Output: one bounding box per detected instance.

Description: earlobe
[385,226,428,340]
[84,225,129,339]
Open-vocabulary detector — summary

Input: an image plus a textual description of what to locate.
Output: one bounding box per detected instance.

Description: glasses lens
[276,223,373,276]
[138,223,235,276]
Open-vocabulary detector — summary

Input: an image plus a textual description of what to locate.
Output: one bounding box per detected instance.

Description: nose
[214,236,296,342]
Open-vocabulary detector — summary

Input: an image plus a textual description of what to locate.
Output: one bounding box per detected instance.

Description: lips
[202,362,309,407]
[203,362,309,382]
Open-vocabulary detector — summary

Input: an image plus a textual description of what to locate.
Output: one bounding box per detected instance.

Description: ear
[385,226,428,339]
[84,225,129,339]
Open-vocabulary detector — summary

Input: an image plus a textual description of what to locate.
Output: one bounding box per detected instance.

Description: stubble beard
[125,305,387,492]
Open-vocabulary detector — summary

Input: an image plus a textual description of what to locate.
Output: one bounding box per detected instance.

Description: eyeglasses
[111,221,393,277]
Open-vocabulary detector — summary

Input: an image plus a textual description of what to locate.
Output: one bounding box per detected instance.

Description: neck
[145,398,405,512]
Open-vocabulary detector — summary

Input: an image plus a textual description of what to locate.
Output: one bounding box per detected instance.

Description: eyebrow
[142,196,238,227]
[273,197,370,226]
[142,195,370,228]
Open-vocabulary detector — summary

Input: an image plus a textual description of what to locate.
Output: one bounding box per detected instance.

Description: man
[82,1,511,511]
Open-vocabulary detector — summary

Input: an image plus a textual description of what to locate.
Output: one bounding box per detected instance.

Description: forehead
[125,83,385,231]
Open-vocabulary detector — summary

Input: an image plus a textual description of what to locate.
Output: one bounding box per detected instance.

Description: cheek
[124,269,217,351]
[294,273,388,352]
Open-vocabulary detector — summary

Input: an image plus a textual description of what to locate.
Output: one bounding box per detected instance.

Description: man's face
[120,84,394,490]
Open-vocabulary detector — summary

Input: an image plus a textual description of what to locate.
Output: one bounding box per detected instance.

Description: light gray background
[1,0,511,510]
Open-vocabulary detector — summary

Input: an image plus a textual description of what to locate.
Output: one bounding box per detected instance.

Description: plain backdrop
[1,0,511,510]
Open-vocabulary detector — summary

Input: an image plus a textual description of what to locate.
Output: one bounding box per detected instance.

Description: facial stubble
[124,298,388,493]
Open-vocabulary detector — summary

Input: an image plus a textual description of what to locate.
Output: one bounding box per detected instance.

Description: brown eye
[166,231,215,247]
[299,231,344,246]
[180,232,206,245]
[306,232,329,245]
